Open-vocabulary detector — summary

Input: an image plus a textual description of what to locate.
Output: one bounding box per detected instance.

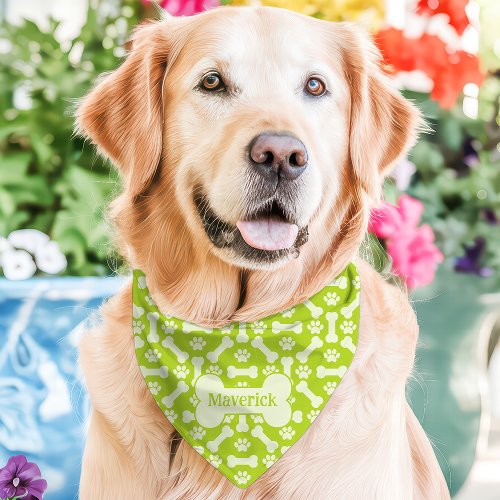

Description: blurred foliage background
[0,0,498,281]
[0,1,142,275]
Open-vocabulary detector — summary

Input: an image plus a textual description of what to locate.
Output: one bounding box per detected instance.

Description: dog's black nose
[249,133,307,181]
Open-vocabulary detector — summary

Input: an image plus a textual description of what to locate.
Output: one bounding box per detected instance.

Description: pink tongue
[236,218,298,251]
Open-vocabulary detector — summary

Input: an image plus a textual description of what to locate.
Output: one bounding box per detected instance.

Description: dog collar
[132,263,360,488]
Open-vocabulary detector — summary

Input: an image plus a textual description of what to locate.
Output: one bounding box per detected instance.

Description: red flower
[417,0,470,36]
[375,28,484,109]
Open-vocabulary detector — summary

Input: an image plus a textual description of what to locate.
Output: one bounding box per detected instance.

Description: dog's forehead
[172,7,340,81]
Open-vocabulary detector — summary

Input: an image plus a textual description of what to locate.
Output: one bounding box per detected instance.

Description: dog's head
[77,7,419,275]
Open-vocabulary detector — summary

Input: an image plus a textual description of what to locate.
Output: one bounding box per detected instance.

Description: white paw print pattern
[324,291,340,306]
[262,455,276,468]
[235,438,250,452]
[323,381,337,395]
[236,381,248,387]
[223,415,235,423]
[262,365,278,376]
[234,471,251,485]
[234,349,250,362]
[324,348,340,363]
[352,275,361,289]
[145,348,161,363]
[189,395,199,407]
[307,409,320,422]
[189,337,206,351]
[279,337,295,351]
[206,364,222,375]
[209,454,222,468]
[161,320,176,335]
[144,295,154,306]
[190,426,206,440]
[132,320,144,334]
[164,409,177,423]
[340,320,356,335]
[279,426,295,440]
[307,320,323,335]
[295,365,311,379]
[173,365,190,379]
[147,381,161,395]
[250,320,265,334]
[251,415,264,424]
[282,307,296,318]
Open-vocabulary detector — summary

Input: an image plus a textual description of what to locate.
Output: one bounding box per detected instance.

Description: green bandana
[132,263,359,488]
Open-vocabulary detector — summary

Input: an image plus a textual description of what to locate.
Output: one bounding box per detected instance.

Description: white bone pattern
[183,322,212,334]
[162,381,188,408]
[341,336,356,353]
[140,365,169,379]
[236,415,249,432]
[133,304,144,319]
[227,365,258,379]
[195,374,291,428]
[146,311,160,342]
[162,336,189,363]
[251,337,278,362]
[237,322,249,343]
[207,336,234,363]
[251,425,278,452]
[192,357,204,380]
[316,365,347,379]
[296,380,323,408]
[227,455,258,468]
[303,299,324,319]
[271,321,302,334]
[340,292,359,319]
[207,425,234,452]
[325,311,339,343]
[296,336,323,363]
[281,357,293,376]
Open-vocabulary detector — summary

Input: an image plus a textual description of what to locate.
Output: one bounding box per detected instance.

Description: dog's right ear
[76,21,169,197]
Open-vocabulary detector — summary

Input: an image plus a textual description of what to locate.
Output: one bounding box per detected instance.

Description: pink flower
[387,225,444,288]
[142,0,219,16]
[369,194,423,239]
[369,195,443,288]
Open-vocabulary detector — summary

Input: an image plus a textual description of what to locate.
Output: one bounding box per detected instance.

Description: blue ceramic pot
[0,277,122,500]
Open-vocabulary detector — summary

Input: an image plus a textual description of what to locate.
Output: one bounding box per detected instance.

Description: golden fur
[76,6,449,499]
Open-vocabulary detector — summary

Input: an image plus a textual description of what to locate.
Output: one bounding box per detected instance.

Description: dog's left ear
[76,21,170,197]
[334,24,422,201]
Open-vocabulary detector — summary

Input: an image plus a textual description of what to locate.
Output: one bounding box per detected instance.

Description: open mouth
[236,201,298,251]
[193,191,308,265]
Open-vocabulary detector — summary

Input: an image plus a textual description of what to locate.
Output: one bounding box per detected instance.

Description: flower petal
[26,478,48,498]
[18,461,42,482]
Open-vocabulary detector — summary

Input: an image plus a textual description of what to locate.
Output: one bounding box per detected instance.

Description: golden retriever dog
[76,6,449,499]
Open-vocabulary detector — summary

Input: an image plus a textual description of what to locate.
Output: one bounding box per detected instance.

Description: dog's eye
[200,72,225,92]
[305,77,326,97]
